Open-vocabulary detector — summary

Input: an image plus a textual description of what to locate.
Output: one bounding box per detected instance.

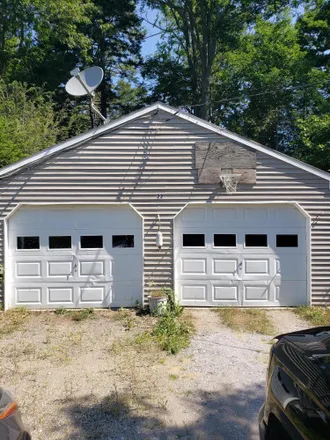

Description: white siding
[0,109,329,305]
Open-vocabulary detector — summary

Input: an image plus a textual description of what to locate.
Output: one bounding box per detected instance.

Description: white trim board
[0,102,330,183]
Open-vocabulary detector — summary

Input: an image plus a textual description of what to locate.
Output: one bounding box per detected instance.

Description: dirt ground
[0,308,310,440]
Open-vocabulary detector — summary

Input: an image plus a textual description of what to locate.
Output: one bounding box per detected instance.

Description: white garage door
[6,204,143,309]
[174,204,308,307]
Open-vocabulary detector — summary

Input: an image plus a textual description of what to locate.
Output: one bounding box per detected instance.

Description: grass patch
[215,308,276,335]
[294,306,330,326]
[54,308,95,322]
[70,308,94,322]
[0,307,31,338]
[55,308,67,315]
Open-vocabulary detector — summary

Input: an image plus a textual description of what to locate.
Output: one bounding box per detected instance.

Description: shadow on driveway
[58,383,264,439]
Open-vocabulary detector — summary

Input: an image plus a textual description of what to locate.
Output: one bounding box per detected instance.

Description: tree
[1,0,145,126]
[212,14,309,150]
[80,0,145,118]
[143,0,300,120]
[0,80,62,167]
[294,114,330,170]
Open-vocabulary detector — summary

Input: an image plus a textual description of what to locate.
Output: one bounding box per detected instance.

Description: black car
[259,326,330,440]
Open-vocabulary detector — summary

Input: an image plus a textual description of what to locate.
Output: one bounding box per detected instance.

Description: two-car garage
[4,202,309,309]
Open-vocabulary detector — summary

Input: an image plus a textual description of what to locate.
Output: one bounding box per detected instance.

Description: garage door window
[245,234,268,247]
[214,234,236,247]
[112,235,134,248]
[17,236,40,250]
[49,236,72,249]
[183,234,205,247]
[80,235,103,249]
[276,234,298,247]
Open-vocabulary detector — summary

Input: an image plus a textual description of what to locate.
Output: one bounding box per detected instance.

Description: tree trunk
[195,69,211,120]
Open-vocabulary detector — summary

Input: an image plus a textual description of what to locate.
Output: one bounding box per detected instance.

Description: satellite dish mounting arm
[69,67,107,123]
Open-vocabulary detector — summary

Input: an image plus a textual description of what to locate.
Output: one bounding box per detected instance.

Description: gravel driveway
[0,308,310,440]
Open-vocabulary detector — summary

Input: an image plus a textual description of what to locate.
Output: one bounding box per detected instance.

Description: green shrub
[163,287,183,318]
[153,313,193,354]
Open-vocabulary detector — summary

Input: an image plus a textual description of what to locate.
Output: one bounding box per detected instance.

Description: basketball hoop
[219,174,241,194]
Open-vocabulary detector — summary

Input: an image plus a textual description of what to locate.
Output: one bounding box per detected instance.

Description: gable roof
[1,101,330,183]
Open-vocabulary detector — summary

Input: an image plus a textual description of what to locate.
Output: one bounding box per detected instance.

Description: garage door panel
[16,261,41,278]
[48,261,73,277]
[212,283,240,302]
[80,261,105,277]
[182,258,207,275]
[243,259,270,276]
[79,286,105,303]
[213,259,239,277]
[182,284,207,301]
[16,287,42,304]
[48,287,74,304]
[244,283,270,301]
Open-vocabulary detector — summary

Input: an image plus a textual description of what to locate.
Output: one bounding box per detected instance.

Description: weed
[115,308,136,330]
[294,306,330,325]
[102,393,129,418]
[134,332,154,346]
[149,289,194,354]
[43,345,71,364]
[153,313,194,354]
[44,329,52,345]
[164,288,183,317]
[215,308,276,335]
[55,308,67,315]
[67,331,83,345]
[71,308,94,322]
[169,374,179,380]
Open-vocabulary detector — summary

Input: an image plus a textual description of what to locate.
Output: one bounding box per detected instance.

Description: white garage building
[0,102,329,309]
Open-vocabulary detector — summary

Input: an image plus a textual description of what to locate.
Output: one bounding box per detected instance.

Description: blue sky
[140,7,161,57]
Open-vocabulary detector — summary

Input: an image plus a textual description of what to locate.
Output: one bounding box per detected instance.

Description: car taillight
[0,388,18,419]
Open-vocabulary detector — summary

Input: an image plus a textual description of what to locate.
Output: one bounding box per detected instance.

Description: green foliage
[0,80,62,167]
[163,287,183,318]
[152,288,193,354]
[295,306,330,326]
[153,313,193,354]
[70,308,94,322]
[294,114,330,170]
[55,308,67,315]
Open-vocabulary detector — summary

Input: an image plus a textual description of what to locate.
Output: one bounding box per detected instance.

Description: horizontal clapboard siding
[0,109,329,305]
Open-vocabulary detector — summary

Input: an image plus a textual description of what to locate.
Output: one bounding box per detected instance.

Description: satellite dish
[65,66,104,97]
[65,66,106,125]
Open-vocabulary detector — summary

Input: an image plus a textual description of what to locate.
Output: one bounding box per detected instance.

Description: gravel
[0,308,311,440]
